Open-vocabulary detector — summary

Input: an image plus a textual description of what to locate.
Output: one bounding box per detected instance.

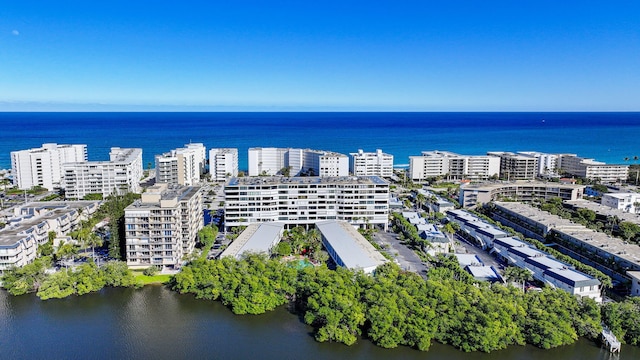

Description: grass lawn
[132,271,173,285]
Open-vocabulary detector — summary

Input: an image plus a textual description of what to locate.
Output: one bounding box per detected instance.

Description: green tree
[273,241,292,256]
[503,266,533,292]
[618,221,640,242]
[1,257,52,295]
[602,297,640,345]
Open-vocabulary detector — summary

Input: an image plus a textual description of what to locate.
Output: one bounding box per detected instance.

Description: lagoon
[1,286,637,359]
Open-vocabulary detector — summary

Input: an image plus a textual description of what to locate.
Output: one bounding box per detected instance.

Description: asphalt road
[453,233,504,272]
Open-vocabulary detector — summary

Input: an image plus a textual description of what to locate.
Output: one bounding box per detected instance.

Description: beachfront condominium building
[458,181,585,208]
[224,176,389,231]
[558,155,628,183]
[349,149,394,177]
[409,150,500,182]
[517,151,562,177]
[209,148,239,182]
[487,151,538,180]
[184,143,207,175]
[11,143,87,190]
[248,147,349,177]
[124,183,203,269]
[155,144,206,186]
[0,201,99,274]
[62,148,143,199]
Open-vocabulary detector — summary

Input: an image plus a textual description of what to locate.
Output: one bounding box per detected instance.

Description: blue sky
[1,1,639,111]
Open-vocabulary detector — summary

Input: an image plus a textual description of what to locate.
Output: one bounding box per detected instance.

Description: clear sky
[1,1,639,111]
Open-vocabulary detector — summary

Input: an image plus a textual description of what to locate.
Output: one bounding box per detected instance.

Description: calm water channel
[1,286,637,360]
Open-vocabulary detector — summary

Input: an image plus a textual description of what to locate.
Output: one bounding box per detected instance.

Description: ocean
[0,112,639,171]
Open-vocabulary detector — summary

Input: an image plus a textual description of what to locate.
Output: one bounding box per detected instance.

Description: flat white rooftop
[316,220,387,272]
[220,222,284,259]
[454,254,483,267]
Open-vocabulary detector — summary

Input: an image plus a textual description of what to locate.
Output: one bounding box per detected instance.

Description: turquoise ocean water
[0,112,638,171]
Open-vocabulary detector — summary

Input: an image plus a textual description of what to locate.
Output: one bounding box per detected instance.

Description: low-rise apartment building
[493,237,602,302]
[62,147,143,199]
[489,201,640,282]
[224,176,389,231]
[125,183,203,269]
[458,181,585,208]
[446,209,511,249]
[0,201,99,274]
[601,193,640,214]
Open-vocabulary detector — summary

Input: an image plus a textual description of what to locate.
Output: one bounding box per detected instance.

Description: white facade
[11,143,87,190]
[487,151,538,180]
[492,235,602,302]
[184,143,207,175]
[349,149,394,177]
[559,155,629,183]
[125,184,203,269]
[409,150,499,181]
[209,148,239,182]
[224,176,389,230]
[0,201,99,274]
[601,193,640,214]
[518,151,560,177]
[248,147,349,177]
[446,209,510,249]
[248,147,288,176]
[155,144,205,186]
[629,271,640,297]
[317,220,388,274]
[62,148,143,199]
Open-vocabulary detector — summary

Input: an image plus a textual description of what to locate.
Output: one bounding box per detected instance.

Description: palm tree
[86,232,103,261]
[503,266,532,292]
[416,193,426,211]
[56,241,78,268]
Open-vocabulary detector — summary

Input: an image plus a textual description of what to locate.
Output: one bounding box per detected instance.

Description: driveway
[453,234,504,272]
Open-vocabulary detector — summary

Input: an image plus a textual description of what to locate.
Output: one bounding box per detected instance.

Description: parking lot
[374,230,428,277]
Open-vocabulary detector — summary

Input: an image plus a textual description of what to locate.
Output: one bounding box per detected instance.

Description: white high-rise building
[125,183,203,269]
[184,143,207,175]
[248,147,288,176]
[62,148,143,199]
[209,148,238,182]
[248,148,349,177]
[349,149,394,177]
[517,151,561,177]
[155,144,206,186]
[409,151,500,181]
[10,143,87,190]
